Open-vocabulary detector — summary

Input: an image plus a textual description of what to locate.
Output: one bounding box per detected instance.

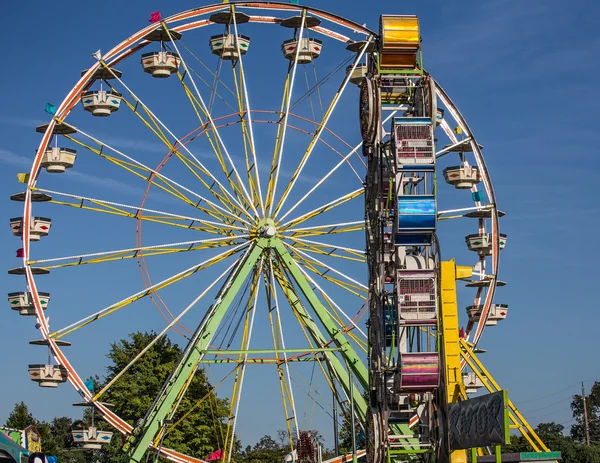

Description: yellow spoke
[271,37,373,218]
[285,236,366,263]
[279,188,364,230]
[230,63,261,213]
[223,258,263,462]
[284,244,367,300]
[98,61,256,220]
[124,96,242,220]
[175,75,253,216]
[48,243,249,340]
[62,130,245,226]
[29,236,247,269]
[35,188,239,236]
[285,221,365,238]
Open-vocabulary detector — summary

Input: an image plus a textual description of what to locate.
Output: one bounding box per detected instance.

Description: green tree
[97,332,231,461]
[571,381,600,445]
[5,402,35,429]
[239,434,286,463]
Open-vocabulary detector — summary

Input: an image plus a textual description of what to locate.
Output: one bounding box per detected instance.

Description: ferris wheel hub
[256,218,277,238]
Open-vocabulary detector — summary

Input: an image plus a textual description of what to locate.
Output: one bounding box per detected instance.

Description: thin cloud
[0,148,175,203]
[0,116,47,129]
[0,149,31,168]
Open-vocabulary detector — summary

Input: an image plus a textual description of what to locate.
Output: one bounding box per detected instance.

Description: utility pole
[582,382,591,447]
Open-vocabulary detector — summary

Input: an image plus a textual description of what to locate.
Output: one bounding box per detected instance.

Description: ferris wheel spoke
[265,259,300,441]
[48,243,249,340]
[265,10,308,216]
[177,38,240,113]
[272,258,355,343]
[27,235,247,270]
[279,187,364,230]
[35,187,241,236]
[229,6,265,214]
[285,236,366,263]
[283,243,367,295]
[223,257,263,463]
[292,262,367,340]
[59,120,250,226]
[279,111,396,223]
[285,220,365,238]
[159,28,259,219]
[92,255,245,402]
[96,61,256,221]
[111,96,248,222]
[271,37,373,219]
[63,132,240,223]
[174,74,252,214]
[270,258,368,416]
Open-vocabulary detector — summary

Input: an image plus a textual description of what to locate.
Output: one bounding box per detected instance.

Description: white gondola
[8,291,49,316]
[466,303,508,326]
[40,147,77,173]
[281,38,322,63]
[346,64,368,86]
[81,90,122,117]
[28,364,68,387]
[465,233,507,256]
[10,217,51,241]
[141,51,181,78]
[443,165,481,189]
[71,426,113,449]
[209,34,251,60]
[462,372,485,394]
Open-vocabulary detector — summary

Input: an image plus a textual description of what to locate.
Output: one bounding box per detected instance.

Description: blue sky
[2,0,600,453]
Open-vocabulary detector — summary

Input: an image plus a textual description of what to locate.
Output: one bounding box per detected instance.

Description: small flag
[17,173,30,183]
[149,11,161,23]
[206,449,223,461]
[45,103,57,115]
[16,248,24,258]
[84,378,95,392]
[92,49,102,61]
[454,126,463,135]
[471,191,483,202]
[290,0,299,3]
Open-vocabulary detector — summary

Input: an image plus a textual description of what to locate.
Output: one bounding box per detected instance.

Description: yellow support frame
[440,260,553,460]
[439,260,468,463]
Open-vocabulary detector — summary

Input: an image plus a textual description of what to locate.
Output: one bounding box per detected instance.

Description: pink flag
[16,248,24,258]
[149,11,161,23]
[206,449,223,461]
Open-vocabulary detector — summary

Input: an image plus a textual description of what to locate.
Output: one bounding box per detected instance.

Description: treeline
[502,381,600,461]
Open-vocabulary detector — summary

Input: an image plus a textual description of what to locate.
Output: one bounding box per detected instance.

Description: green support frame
[123,236,371,462]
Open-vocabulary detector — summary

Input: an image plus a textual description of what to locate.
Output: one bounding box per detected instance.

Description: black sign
[448,390,509,450]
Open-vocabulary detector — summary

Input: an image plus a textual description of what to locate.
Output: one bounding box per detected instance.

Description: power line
[514,380,596,405]
[521,395,574,414]
[527,404,573,420]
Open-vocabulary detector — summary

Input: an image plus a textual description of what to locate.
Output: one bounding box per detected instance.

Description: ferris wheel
[9,3,508,463]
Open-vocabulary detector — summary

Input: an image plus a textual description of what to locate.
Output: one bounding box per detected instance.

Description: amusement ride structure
[9,2,558,463]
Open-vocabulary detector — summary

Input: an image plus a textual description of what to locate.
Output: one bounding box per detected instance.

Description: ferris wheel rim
[20,7,374,461]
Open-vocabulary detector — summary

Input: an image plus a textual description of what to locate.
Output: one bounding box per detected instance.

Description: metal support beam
[440,260,469,463]
[272,240,369,420]
[122,236,372,462]
[124,240,267,463]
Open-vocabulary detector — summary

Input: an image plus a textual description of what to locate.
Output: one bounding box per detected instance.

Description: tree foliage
[5,401,35,429]
[97,331,231,461]
[571,381,600,445]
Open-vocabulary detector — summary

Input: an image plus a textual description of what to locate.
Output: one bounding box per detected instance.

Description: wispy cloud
[0,149,31,168]
[0,116,47,129]
[0,148,173,201]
